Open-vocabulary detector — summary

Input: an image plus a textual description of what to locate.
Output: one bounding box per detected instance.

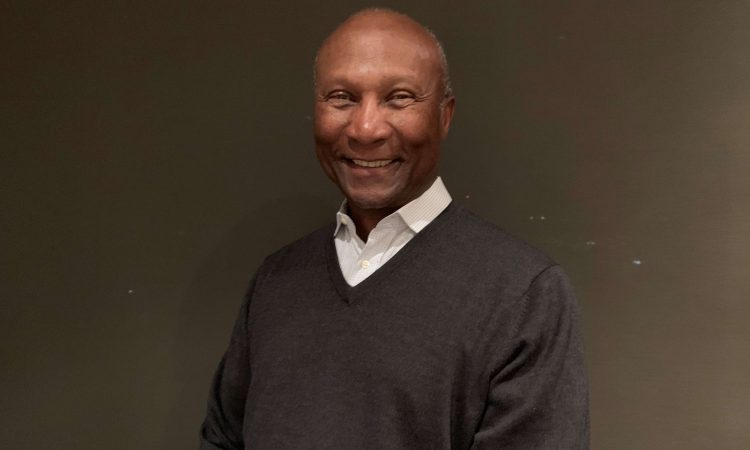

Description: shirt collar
[333,176,452,237]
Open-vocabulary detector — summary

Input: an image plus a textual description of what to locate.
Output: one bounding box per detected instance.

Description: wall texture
[2,1,748,448]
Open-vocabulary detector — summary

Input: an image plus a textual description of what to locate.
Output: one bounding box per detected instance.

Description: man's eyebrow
[319,74,428,90]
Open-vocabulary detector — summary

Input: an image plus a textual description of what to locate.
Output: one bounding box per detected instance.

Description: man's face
[314,17,454,214]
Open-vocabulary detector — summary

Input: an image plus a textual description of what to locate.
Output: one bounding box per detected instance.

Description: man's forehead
[318,70,434,92]
[321,30,435,63]
[313,9,451,97]
[315,37,441,92]
[318,11,439,62]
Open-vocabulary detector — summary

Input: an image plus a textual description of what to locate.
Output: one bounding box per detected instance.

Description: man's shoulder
[445,204,553,261]
[257,221,335,272]
[434,203,557,281]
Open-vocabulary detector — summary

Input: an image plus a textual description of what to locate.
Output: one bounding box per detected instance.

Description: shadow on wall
[162,193,334,449]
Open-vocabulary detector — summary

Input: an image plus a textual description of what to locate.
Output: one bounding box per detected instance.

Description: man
[201,8,589,449]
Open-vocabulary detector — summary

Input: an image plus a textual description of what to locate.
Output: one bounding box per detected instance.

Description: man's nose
[345,97,391,145]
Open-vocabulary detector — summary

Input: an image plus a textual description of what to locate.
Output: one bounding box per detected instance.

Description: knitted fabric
[201,203,589,449]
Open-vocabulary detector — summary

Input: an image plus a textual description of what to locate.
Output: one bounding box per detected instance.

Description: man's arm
[472,265,590,449]
[200,279,255,450]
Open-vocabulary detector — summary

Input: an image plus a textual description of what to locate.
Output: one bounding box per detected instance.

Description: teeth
[352,159,393,168]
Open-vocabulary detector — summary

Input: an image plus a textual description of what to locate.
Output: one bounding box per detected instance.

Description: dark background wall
[2,1,748,448]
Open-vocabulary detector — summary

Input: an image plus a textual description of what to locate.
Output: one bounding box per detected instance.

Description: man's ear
[440,96,455,139]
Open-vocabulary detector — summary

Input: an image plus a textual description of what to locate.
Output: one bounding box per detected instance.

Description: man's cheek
[315,121,346,145]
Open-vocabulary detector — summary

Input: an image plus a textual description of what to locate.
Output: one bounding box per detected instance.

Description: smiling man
[201,9,589,449]
[313,11,454,240]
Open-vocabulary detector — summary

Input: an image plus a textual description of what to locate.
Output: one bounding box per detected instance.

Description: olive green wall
[2,1,748,448]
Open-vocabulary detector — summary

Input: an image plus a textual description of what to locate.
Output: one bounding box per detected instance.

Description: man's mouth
[350,159,394,168]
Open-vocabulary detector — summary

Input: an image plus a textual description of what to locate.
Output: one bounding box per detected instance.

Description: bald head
[314,9,452,100]
[311,8,456,230]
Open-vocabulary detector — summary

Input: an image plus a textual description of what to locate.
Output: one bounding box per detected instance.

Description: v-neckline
[325,202,458,304]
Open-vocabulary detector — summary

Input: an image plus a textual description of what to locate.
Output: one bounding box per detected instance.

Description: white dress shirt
[333,176,452,286]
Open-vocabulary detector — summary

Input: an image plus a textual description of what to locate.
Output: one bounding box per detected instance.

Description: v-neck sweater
[201,203,589,449]
[333,176,452,286]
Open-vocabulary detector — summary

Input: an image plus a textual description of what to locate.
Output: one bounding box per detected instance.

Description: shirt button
[360,260,370,269]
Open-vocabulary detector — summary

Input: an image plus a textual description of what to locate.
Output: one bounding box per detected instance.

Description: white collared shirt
[333,177,452,286]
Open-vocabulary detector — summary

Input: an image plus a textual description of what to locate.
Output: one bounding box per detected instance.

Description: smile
[351,159,394,168]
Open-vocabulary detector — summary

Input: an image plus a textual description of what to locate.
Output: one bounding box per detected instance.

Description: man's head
[313,9,455,218]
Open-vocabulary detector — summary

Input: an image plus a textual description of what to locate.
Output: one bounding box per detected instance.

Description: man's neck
[344,176,444,241]
[347,205,397,241]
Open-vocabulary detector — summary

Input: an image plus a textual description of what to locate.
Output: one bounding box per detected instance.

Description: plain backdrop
[2,1,749,448]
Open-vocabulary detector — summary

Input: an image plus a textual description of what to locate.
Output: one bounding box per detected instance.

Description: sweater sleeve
[471,265,590,449]
[199,276,256,450]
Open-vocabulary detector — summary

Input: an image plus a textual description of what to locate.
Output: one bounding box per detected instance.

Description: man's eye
[326,92,355,107]
[387,92,416,107]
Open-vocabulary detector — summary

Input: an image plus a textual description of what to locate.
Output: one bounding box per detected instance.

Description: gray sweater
[201,203,589,449]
